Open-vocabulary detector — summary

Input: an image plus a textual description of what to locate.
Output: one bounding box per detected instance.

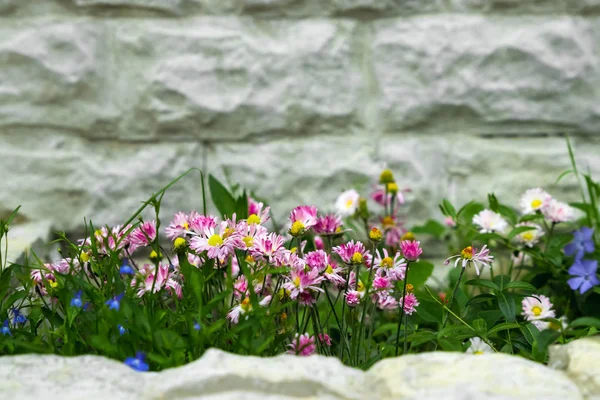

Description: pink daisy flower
[305,250,329,272]
[189,221,241,260]
[370,249,406,281]
[94,225,131,254]
[542,199,575,224]
[247,199,271,225]
[188,212,218,235]
[314,235,325,250]
[345,290,362,307]
[235,220,268,251]
[322,260,346,287]
[251,232,287,263]
[287,333,317,356]
[398,292,419,315]
[165,212,191,241]
[373,275,393,292]
[400,240,422,261]
[227,295,271,324]
[332,240,370,265]
[289,205,318,237]
[313,214,343,236]
[371,186,408,207]
[444,245,493,276]
[318,333,332,347]
[129,220,157,253]
[132,263,182,298]
[283,267,324,301]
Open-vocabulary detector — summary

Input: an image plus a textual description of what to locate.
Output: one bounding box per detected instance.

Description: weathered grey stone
[73,0,239,15]
[114,18,363,141]
[74,0,185,13]
[0,20,119,134]
[371,16,600,135]
[449,0,600,13]
[4,220,54,265]
[0,130,205,231]
[368,351,583,400]
[0,348,587,399]
[549,337,600,400]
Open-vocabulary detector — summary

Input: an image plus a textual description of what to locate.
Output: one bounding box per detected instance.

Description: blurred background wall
[2,0,600,250]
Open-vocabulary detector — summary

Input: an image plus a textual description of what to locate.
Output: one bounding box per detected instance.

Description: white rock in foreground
[550,337,600,400]
[0,348,586,400]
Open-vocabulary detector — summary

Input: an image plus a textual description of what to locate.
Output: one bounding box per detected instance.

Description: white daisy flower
[466,337,493,355]
[542,199,575,224]
[514,222,544,247]
[472,209,509,234]
[520,188,552,214]
[335,189,360,217]
[522,295,556,329]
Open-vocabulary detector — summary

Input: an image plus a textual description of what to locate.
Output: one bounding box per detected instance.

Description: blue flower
[124,352,149,372]
[11,308,27,325]
[1,320,10,336]
[105,294,124,311]
[120,259,135,275]
[564,227,595,260]
[118,324,127,336]
[70,290,83,308]
[193,320,201,331]
[568,259,600,294]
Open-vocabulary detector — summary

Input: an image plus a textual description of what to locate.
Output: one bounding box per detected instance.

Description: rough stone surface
[371,16,600,135]
[0,348,589,399]
[549,337,600,400]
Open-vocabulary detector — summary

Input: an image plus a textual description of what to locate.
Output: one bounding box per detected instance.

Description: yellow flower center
[80,252,90,263]
[293,276,301,287]
[290,221,305,236]
[402,232,415,241]
[532,306,542,317]
[357,281,365,292]
[531,199,542,209]
[247,214,261,225]
[474,350,484,355]
[245,255,255,264]
[522,232,534,242]
[379,169,394,184]
[406,283,414,292]
[461,246,473,259]
[174,237,187,250]
[242,236,254,248]
[49,279,58,288]
[387,182,399,194]
[278,288,290,300]
[208,234,223,247]
[345,199,354,208]
[351,252,363,264]
[290,247,298,254]
[381,257,394,269]
[241,297,252,312]
[325,265,334,274]
[369,227,383,241]
[382,216,395,229]
[149,250,161,260]
[182,222,189,230]
[223,227,234,238]
[336,226,342,233]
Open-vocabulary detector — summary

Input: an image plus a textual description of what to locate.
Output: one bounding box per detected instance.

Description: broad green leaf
[533,329,561,362]
[497,292,516,322]
[441,199,457,218]
[465,293,496,308]
[208,174,236,218]
[488,193,499,212]
[520,323,540,345]
[569,317,600,329]
[438,337,463,352]
[472,318,487,338]
[466,279,500,291]
[235,190,249,220]
[488,322,521,336]
[493,275,511,291]
[477,310,503,330]
[416,299,443,323]
[504,281,537,292]
[407,261,434,287]
[411,220,446,238]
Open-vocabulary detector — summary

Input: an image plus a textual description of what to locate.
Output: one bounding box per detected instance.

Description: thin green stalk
[441,266,466,329]
[356,242,377,365]
[395,263,410,356]
[338,264,351,360]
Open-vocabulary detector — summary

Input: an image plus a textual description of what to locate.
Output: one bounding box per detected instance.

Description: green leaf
[493,275,511,291]
[465,279,500,291]
[465,293,496,308]
[477,310,503,329]
[472,318,487,338]
[520,323,540,345]
[407,261,434,286]
[569,317,600,329]
[235,191,249,220]
[507,226,536,240]
[441,199,457,218]
[488,322,521,336]
[555,169,573,185]
[497,205,518,226]
[411,220,446,238]
[209,174,237,218]
[408,330,437,347]
[488,194,499,212]
[533,329,561,363]
[504,281,537,292]
[438,337,463,352]
[497,292,516,322]
[416,299,443,323]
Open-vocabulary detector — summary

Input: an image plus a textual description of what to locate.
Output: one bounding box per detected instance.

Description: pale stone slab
[550,337,600,400]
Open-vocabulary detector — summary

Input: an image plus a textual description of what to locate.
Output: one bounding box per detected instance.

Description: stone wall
[2,1,600,236]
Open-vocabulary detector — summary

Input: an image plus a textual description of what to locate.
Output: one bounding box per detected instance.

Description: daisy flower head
[371,187,405,208]
[522,295,556,328]
[472,209,508,234]
[514,222,544,248]
[188,213,218,235]
[313,214,343,236]
[94,225,131,254]
[444,245,493,276]
[466,337,493,355]
[371,248,406,281]
[283,268,324,301]
[335,189,360,217]
[132,263,182,298]
[165,212,190,241]
[345,290,362,307]
[322,260,345,287]
[314,235,324,250]
[227,297,253,324]
[398,292,419,315]
[251,232,286,262]
[287,333,316,356]
[305,250,328,272]
[289,205,318,237]
[235,220,268,251]
[189,220,241,260]
[373,275,393,292]
[400,240,422,261]
[332,240,370,265]
[247,199,270,225]
[542,199,575,224]
[520,188,552,214]
[128,220,157,253]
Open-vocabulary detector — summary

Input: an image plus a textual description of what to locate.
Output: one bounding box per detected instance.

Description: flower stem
[442,266,466,329]
[356,242,377,365]
[395,262,410,356]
